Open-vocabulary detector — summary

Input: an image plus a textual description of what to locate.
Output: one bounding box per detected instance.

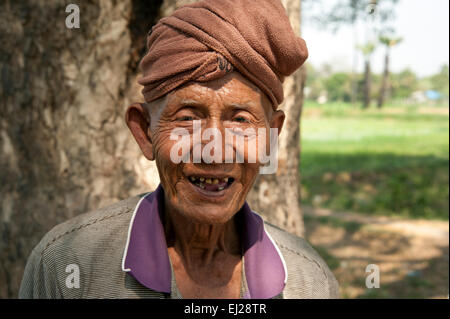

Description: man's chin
[175,178,240,204]
[172,182,243,224]
[175,206,238,225]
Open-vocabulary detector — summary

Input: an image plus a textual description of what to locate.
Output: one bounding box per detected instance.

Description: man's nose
[200,116,228,164]
[203,116,224,132]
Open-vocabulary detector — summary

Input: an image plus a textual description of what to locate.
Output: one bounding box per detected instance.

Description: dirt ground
[303,206,449,299]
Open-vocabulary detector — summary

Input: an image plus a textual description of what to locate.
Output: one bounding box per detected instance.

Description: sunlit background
[299,0,449,298]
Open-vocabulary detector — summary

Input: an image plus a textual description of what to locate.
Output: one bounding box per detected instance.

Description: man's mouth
[187,176,235,192]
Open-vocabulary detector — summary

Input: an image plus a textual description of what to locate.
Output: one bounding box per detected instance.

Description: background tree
[429,64,449,98]
[390,69,419,100]
[377,34,402,108]
[308,0,398,105]
[324,73,353,102]
[304,63,323,101]
[358,42,377,108]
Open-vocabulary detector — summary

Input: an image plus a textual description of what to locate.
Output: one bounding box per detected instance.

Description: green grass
[300,101,449,220]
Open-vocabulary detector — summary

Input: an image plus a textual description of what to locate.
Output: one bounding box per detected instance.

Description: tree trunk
[350,23,359,105]
[246,0,305,237]
[377,48,390,108]
[363,58,372,109]
[0,0,163,298]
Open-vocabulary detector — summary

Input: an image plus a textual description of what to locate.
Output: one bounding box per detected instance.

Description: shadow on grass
[301,152,449,178]
[304,215,449,299]
[356,245,449,299]
[305,215,363,235]
[300,153,449,220]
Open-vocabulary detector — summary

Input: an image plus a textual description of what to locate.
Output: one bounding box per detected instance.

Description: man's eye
[233,117,249,123]
[177,116,194,121]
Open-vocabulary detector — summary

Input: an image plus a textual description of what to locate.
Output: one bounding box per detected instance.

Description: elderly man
[19,0,339,299]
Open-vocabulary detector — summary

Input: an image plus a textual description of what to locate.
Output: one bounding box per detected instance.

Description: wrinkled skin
[126,71,284,298]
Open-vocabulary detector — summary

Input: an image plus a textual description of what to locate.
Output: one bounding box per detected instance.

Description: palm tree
[377,35,402,108]
[358,42,377,109]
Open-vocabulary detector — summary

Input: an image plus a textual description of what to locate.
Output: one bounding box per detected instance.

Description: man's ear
[271,109,285,136]
[125,102,154,160]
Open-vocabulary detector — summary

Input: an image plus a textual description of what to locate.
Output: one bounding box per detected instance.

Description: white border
[121,192,152,272]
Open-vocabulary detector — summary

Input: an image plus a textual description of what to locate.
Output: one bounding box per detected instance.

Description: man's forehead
[174,75,271,114]
[171,73,262,101]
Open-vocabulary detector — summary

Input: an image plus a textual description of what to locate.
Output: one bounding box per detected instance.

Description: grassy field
[299,101,449,220]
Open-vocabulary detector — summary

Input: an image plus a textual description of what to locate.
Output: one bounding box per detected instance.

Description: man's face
[129,72,284,225]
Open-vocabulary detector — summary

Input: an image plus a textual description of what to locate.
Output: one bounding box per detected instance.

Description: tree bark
[363,58,372,109]
[0,0,163,298]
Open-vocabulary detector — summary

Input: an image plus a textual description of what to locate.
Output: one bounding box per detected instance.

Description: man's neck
[163,202,242,268]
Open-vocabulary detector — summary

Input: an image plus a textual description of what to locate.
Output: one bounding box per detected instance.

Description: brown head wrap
[138,0,308,109]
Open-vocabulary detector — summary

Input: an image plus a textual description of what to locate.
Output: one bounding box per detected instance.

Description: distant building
[409,90,443,104]
[317,91,328,104]
[425,90,442,100]
[410,91,427,104]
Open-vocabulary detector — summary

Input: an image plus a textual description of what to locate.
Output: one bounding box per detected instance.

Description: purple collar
[121,184,287,299]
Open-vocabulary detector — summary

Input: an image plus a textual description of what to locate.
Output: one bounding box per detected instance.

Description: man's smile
[185,174,236,198]
[188,175,234,191]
